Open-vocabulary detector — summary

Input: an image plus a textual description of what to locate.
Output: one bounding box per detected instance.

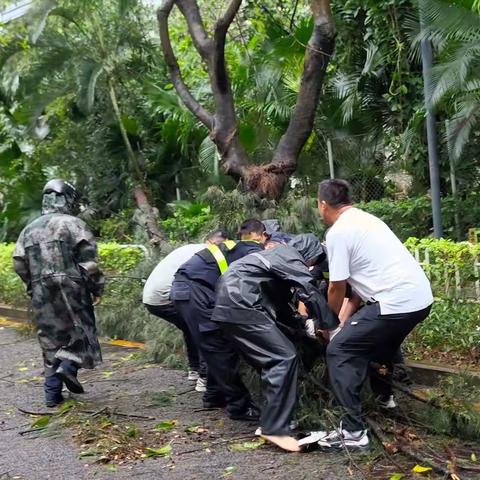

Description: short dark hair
[206,229,228,242]
[318,179,352,207]
[238,218,266,238]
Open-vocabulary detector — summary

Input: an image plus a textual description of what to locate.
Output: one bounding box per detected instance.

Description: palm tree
[413,0,480,160]
[1,0,164,243]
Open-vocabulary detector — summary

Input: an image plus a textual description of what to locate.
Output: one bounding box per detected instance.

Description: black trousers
[200,329,255,415]
[145,302,206,376]
[326,303,432,431]
[171,280,253,414]
[219,320,298,436]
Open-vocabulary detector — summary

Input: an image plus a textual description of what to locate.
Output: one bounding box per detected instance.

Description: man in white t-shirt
[143,230,227,387]
[304,179,433,450]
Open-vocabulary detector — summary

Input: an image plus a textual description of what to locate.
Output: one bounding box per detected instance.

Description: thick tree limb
[176,0,212,60]
[157,0,214,129]
[214,0,243,41]
[271,0,335,171]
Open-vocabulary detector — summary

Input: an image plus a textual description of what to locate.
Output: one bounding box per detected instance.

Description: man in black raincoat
[171,219,268,421]
[211,234,339,452]
[13,179,104,407]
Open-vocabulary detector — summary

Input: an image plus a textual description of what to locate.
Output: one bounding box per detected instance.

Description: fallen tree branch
[175,434,258,456]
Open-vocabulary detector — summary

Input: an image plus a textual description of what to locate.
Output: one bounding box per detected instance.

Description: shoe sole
[229,415,260,422]
[318,442,370,452]
[57,371,84,394]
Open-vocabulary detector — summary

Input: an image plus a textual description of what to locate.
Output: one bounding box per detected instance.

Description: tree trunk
[157,0,335,200]
[107,78,164,244]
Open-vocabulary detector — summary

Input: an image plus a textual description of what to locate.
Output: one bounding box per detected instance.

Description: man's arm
[328,280,347,316]
[13,231,32,296]
[338,292,362,325]
[73,222,105,300]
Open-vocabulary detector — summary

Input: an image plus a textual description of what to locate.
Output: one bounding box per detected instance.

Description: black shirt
[175,241,263,290]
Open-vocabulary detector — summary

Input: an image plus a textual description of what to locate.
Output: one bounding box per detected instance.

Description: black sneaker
[203,400,227,409]
[46,394,65,408]
[229,407,260,422]
[56,366,84,394]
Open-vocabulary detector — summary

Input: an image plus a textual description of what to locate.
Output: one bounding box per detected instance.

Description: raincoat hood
[288,233,324,265]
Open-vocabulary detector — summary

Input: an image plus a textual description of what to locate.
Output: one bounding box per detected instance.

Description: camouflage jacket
[13,213,104,298]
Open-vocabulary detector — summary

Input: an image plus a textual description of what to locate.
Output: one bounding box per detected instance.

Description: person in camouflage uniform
[13,179,104,407]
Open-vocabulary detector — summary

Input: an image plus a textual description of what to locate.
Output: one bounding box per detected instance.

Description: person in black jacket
[171,219,268,421]
[211,234,339,452]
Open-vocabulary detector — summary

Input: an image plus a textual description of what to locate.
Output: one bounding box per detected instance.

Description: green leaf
[412,465,433,474]
[145,444,172,457]
[154,420,177,431]
[78,448,99,458]
[223,466,237,477]
[389,474,404,480]
[185,424,200,434]
[228,438,265,452]
[471,453,478,462]
[58,399,77,414]
[31,415,50,429]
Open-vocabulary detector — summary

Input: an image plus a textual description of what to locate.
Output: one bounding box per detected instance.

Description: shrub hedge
[1,236,479,363]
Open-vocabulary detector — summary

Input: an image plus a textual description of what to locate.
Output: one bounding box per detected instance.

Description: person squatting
[14,178,433,454]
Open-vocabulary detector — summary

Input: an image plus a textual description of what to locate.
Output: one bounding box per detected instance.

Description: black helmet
[42,179,81,214]
[288,233,326,266]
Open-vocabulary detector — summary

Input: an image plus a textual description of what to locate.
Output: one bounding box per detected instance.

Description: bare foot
[261,434,300,452]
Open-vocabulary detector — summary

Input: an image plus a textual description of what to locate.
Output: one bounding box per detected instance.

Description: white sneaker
[317,428,369,450]
[378,395,397,409]
[298,430,328,447]
[195,377,207,392]
[187,370,200,381]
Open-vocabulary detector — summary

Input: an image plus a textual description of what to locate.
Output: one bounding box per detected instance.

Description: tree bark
[157,0,335,199]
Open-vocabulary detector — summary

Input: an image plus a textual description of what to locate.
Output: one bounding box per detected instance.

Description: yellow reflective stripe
[223,240,236,249]
[323,272,330,279]
[207,244,229,274]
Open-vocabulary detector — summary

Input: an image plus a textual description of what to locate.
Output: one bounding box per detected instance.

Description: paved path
[0,324,358,480]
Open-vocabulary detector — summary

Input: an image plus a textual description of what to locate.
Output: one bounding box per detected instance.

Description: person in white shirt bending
[143,230,227,390]
[301,179,433,451]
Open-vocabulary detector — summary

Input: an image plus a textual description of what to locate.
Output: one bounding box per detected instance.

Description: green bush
[0,243,28,307]
[405,237,480,299]
[160,201,215,243]
[405,300,480,361]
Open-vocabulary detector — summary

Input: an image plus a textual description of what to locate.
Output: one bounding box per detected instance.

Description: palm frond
[77,61,104,114]
[198,135,219,175]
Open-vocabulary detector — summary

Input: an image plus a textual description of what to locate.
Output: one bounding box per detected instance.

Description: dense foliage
[1,0,479,241]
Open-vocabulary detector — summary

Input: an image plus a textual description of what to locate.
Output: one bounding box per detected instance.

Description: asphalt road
[0,324,358,480]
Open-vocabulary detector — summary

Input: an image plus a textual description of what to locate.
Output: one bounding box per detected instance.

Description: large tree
[157,0,335,199]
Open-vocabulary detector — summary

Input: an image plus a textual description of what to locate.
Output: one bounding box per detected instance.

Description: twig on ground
[79,408,155,420]
[175,387,195,396]
[396,442,450,476]
[17,407,54,416]
[0,422,30,432]
[19,427,46,436]
[324,410,368,480]
[365,418,403,470]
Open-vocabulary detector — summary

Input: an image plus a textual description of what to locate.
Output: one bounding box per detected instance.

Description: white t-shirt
[326,207,433,314]
[142,243,206,306]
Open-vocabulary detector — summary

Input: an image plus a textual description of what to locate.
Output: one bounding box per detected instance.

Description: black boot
[56,361,84,394]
